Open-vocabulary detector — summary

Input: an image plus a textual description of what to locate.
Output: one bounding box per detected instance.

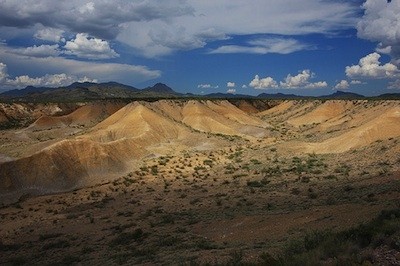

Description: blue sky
[0,0,399,96]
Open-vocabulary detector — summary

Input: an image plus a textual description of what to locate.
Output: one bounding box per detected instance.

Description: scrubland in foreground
[0,99,399,265]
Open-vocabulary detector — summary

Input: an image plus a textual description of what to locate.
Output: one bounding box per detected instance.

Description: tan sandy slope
[1,99,399,198]
[303,106,400,153]
[288,100,353,127]
[27,102,125,131]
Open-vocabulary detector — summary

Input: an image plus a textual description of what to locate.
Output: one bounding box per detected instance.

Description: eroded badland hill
[1,99,400,265]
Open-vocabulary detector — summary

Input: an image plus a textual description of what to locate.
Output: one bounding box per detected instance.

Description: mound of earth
[145,100,269,138]
[287,100,353,127]
[0,102,80,128]
[0,139,128,195]
[26,102,125,131]
[258,100,294,116]
[305,106,400,153]
[87,102,191,144]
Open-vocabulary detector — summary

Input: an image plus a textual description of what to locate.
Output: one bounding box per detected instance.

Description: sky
[0,0,399,96]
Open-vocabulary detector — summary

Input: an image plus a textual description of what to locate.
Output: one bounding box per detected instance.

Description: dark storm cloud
[0,0,194,39]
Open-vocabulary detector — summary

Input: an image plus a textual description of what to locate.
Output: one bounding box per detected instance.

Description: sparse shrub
[247,178,268,188]
[109,228,146,247]
[262,165,282,177]
[150,165,158,175]
[123,176,136,186]
[233,173,248,179]
[308,192,318,199]
[300,176,310,183]
[343,185,354,192]
[140,166,148,172]
[326,197,336,205]
[203,159,213,167]
[59,255,81,265]
[194,238,217,250]
[324,174,337,180]
[194,166,206,171]
[39,233,62,241]
[190,198,201,205]
[7,257,29,266]
[334,164,351,176]
[291,188,301,195]
[42,239,70,250]
[228,250,244,265]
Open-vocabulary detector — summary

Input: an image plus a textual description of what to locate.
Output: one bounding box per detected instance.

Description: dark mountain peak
[1,85,49,96]
[65,81,97,89]
[257,92,305,99]
[322,90,365,99]
[145,83,176,94]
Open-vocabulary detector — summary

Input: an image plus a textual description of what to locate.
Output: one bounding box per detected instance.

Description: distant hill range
[319,90,365,99]
[0,81,399,102]
[0,82,181,102]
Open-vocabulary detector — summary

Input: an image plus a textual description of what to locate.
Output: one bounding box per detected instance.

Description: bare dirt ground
[0,99,399,265]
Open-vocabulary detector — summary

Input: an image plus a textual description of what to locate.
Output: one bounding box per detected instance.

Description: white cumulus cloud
[6,74,97,88]
[280,69,327,89]
[334,80,350,90]
[197,84,218,89]
[249,75,278,89]
[20,44,60,57]
[0,61,97,88]
[304,81,328,89]
[227,88,236,94]
[345,52,399,79]
[227,82,235,88]
[64,33,119,60]
[357,0,400,65]
[0,45,161,86]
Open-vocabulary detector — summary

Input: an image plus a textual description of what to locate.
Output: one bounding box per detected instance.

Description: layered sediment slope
[287,100,353,127]
[147,100,269,137]
[0,99,399,199]
[26,102,126,131]
[0,139,127,193]
[266,100,400,153]
[0,102,81,128]
[3,100,269,197]
[304,106,400,153]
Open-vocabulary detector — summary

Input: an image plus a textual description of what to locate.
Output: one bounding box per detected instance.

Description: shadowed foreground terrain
[1,99,400,265]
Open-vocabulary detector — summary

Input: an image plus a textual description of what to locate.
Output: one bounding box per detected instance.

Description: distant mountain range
[0,81,399,102]
[0,82,181,101]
